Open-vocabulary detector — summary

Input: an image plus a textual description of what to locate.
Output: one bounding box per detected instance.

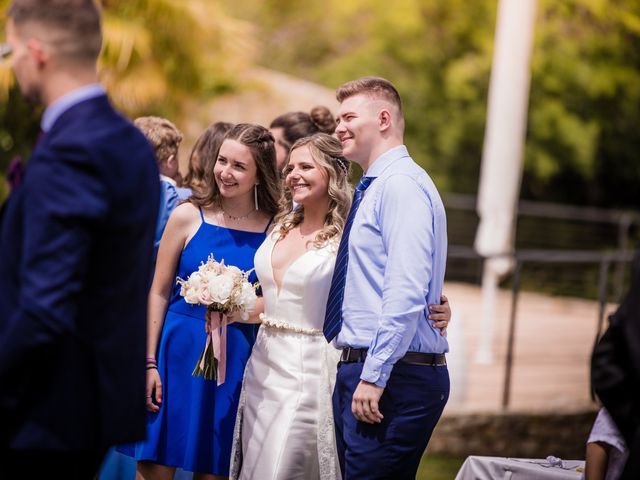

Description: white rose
[188,272,202,291]
[183,286,201,305]
[208,273,235,305]
[238,281,258,312]
[222,268,239,285]
[225,265,243,280]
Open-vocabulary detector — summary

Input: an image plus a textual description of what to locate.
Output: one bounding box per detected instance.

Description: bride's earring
[254,184,259,211]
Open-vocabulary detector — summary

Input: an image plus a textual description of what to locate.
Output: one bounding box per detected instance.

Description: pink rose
[199,286,213,305]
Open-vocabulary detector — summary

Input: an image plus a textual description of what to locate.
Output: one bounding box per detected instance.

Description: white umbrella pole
[474,0,537,364]
[475,261,500,364]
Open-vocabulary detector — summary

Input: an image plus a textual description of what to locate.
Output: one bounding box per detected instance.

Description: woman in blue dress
[122,124,281,479]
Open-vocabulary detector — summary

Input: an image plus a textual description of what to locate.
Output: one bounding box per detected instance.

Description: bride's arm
[241,297,265,324]
[214,297,265,327]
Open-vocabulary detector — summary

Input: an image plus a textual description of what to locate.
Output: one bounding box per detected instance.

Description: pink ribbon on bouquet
[202,311,228,385]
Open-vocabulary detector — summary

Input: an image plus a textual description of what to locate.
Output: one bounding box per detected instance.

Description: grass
[416,454,467,480]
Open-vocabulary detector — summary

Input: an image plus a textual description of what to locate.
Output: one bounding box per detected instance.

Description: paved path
[444,281,612,414]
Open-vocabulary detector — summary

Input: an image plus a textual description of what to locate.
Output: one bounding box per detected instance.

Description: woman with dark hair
[122,124,280,480]
[270,106,336,170]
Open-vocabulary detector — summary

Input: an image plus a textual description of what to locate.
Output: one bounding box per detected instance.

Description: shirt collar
[364,145,410,178]
[41,83,106,132]
[159,174,177,186]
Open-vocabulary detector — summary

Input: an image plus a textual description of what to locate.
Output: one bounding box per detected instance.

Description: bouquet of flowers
[177,255,258,384]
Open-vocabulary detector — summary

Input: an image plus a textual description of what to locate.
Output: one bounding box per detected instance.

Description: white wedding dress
[230,229,342,480]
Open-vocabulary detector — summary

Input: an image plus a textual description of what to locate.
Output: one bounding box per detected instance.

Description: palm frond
[101,14,152,72]
[102,61,168,113]
[0,65,13,101]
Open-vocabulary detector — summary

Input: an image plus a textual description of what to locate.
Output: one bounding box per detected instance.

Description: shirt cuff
[360,355,394,388]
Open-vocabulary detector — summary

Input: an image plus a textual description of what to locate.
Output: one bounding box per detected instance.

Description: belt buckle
[343,347,364,363]
[342,347,353,363]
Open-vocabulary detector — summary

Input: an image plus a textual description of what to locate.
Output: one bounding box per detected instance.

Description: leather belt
[340,348,446,366]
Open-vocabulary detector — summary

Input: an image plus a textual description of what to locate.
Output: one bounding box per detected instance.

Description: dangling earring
[254,184,259,211]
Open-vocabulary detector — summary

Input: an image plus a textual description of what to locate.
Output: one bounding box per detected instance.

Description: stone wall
[428,410,599,459]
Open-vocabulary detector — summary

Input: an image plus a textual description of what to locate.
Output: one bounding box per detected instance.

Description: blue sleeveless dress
[119,208,270,476]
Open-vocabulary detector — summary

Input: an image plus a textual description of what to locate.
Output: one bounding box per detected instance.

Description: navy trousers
[333,361,449,479]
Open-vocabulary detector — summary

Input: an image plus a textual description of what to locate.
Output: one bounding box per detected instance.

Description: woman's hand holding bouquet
[177,255,258,385]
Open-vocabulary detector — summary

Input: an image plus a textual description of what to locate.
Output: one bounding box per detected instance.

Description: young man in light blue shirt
[325,76,449,479]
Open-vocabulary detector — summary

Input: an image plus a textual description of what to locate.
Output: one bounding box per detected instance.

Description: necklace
[221,206,255,221]
[297,225,321,239]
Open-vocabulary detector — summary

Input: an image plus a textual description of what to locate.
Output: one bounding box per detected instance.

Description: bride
[229,133,450,479]
[230,133,349,480]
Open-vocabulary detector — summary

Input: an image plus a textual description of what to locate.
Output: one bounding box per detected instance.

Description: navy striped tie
[323,176,375,342]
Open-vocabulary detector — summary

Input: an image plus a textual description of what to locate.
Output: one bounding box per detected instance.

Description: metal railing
[444,193,640,300]
[447,245,637,409]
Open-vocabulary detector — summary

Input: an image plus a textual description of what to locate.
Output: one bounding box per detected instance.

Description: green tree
[525,0,640,206]
[0,0,254,201]
[227,0,640,208]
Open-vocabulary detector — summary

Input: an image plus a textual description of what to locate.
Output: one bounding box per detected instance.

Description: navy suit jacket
[0,95,159,451]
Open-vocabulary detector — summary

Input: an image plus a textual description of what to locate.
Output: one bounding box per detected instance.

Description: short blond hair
[336,76,403,115]
[134,116,183,166]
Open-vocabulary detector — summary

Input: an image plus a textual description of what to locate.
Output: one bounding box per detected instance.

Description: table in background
[455,456,585,480]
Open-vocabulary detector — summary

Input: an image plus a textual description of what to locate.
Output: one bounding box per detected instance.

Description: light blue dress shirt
[335,145,448,388]
[154,178,179,261]
[41,83,106,132]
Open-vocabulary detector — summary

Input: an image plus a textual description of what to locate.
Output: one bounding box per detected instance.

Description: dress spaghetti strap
[263,216,274,233]
[198,207,206,223]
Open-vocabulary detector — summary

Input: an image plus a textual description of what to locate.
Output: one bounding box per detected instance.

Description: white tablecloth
[455,456,585,480]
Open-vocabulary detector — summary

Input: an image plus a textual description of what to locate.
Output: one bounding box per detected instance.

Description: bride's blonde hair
[274,133,353,248]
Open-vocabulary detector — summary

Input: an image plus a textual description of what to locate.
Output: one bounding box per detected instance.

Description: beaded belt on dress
[259,313,323,336]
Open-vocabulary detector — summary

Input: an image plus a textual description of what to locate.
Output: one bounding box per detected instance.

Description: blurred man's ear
[27,38,49,68]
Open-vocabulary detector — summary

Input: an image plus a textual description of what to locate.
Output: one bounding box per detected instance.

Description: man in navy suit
[0,1,159,477]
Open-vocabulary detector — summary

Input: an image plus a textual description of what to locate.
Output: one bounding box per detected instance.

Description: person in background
[184,121,234,196]
[0,1,159,478]
[175,176,192,200]
[592,252,640,479]
[134,116,184,259]
[585,407,629,480]
[270,106,336,171]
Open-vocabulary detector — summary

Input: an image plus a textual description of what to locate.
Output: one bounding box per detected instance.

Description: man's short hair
[134,116,183,166]
[8,0,102,66]
[336,76,403,114]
